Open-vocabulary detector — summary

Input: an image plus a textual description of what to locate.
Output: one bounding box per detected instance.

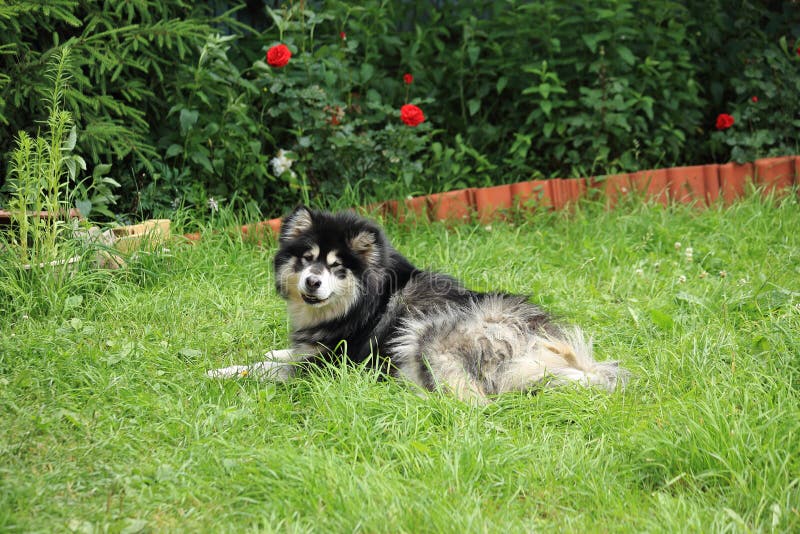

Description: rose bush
[248,4,435,208]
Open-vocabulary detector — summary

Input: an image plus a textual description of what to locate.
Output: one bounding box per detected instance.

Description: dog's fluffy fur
[208,207,628,402]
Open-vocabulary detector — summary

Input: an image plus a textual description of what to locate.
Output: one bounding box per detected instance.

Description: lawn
[2,194,799,532]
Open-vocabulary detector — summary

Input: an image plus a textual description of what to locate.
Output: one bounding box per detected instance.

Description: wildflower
[699,271,708,279]
[715,113,735,130]
[738,278,748,285]
[400,104,425,127]
[719,270,727,278]
[635,268,644,276]
[684,247,693,262]
[674,241,682,251]
[678,275,687,284]
[403,73,414,85]
[266,44,292,68]
[751,96,758,103]
[270,149,296,178]
[340,31,347,40]
[208,197,219,212]
[484,225,493,232]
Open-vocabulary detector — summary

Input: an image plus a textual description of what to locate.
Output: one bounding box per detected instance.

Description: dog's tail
[498,327,628,393]
[539,328,629,392]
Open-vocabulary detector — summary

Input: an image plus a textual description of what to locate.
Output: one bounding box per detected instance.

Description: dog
[208,206,628,402]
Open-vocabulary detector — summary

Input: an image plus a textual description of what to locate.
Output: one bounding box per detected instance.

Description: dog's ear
[280,206,314,243]
[348,227,382,267]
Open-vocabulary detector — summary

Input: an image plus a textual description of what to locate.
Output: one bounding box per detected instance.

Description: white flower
[685,247,693,262]
[208,197,219,212]
[699,271,708,279]
[678,275,687,284]
[674,241,682,251]
[719,270,727,278]
[270,149,296,178]
[635,268,644,276]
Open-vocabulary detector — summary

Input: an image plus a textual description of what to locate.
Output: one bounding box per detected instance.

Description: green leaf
[496,76,508,94]
[179,108,199,134]
[190,152,214,173]
[178,348,202,359]
[675,291,709,310]
[539,83,551,99]
[63,125,77,151]
[106,342,135,365]
[92,163,112,178]
[165,144,183,158]
[359,63,375,83]
[467,98,481,116]
[467,45,480,65]
[617,45,636,66]
[75,199,92,217]
[65,158,76,181]
[582,33,600,53]
[540,100,553,117]
[64,294,83,311]
[648,309,674,331]
[120,519,148,534]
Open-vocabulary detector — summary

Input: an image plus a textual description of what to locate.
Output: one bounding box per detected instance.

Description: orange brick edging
[186,156,798,242]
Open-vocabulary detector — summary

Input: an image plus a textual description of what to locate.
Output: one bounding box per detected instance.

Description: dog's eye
[330,260,342,268]
[302,252,314,262]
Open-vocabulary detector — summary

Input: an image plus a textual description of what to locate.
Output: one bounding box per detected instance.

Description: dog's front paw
[206,365,251,379]
[206,360,295,382]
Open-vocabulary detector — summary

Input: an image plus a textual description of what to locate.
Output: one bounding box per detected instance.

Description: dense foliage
[1,0,798,219]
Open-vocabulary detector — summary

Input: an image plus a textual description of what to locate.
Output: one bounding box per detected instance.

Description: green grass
[2,193,799,532]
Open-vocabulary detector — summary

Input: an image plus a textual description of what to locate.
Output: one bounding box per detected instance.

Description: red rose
[266,44,291,68]
[400,104,425,127]
[403,73,413,85]
[751,96,758,103]
[715,113,735,130]
[340,32,347,40]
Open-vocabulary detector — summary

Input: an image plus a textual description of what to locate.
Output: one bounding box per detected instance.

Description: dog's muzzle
[299,271,331,305]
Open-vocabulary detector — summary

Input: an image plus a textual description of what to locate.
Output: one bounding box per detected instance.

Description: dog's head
[274,207,386,326]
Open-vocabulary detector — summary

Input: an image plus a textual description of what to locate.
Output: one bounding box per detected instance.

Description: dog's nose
[305,275,322,291]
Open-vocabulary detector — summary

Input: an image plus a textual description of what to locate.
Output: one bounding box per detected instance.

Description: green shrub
[1,1,797,221]
[0,0,225,217]
[698,1,800,163]
[408,1,706,179]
